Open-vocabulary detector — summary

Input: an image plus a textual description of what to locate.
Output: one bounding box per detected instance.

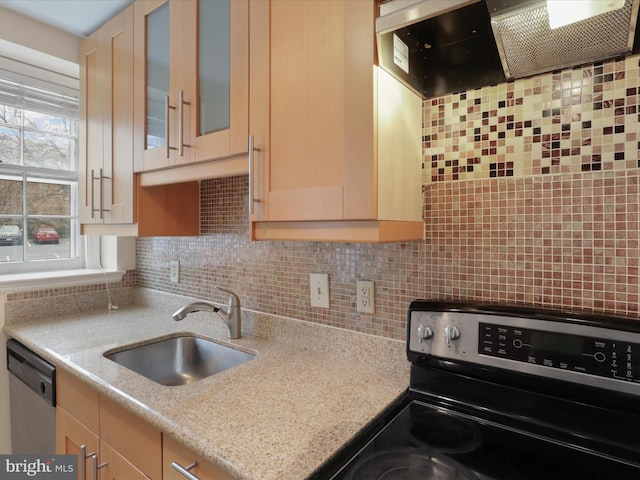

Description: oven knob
[444,325,460,345]
[417,324,433,343]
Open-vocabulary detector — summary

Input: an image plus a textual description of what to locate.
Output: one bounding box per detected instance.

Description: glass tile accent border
[425,55,640,182]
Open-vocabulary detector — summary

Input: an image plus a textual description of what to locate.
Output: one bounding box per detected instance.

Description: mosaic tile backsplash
[10,55,640,341]
[425,55,640,181]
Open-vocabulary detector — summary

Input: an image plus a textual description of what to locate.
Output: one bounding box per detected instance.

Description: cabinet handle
[165,95,177,159]
[90,169,110,220]
[248,134,261,215]
[90,170,97,219]
[171,461,201,480]
[81,446,97,480]
[98,168,110,220]
[178,90,191,157]
[92,454,108,480]
[80,445,87,480]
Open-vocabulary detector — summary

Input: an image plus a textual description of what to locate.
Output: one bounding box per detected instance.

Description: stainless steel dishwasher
[6,338,56,454]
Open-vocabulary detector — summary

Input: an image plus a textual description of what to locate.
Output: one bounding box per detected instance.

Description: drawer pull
[92,454,108,480]
[172,461,201,480]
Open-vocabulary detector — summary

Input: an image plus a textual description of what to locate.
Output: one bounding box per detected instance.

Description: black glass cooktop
[322,399,640,480]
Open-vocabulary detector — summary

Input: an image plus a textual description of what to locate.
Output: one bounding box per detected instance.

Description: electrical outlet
[356,280,375,314]
[170,260,180,283]
[310,273,330,308]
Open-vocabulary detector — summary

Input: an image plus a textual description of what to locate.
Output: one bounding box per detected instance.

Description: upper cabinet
[79,7,135,227]
[249,0,423,243]
[79,3,199,237]
[133,0,250,185]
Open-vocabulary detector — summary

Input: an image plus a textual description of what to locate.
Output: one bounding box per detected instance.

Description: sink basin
[105,335,255,386]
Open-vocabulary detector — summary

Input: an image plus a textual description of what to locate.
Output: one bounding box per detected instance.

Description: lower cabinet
[56,369,235,480]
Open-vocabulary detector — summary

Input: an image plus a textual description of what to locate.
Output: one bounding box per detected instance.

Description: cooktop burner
[345,448,478,480]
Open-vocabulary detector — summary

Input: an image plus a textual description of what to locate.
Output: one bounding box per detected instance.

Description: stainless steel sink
[105,335,255,386]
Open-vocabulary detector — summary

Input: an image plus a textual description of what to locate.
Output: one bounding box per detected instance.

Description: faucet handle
[214,286,240,308]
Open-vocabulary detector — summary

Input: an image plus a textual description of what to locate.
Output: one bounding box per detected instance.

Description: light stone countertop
[3,290,409,480]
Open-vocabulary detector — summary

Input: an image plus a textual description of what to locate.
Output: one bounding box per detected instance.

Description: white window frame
[0,49,129,293]
[0,93,82,274]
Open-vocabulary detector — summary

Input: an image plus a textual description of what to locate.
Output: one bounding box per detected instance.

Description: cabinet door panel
[56,369,100,434]
[99,441,150,480]
[100,7,134,223]
[56,407,99,480]
[267,0,375,221]
[79,33,101,225]
[134,0,171,171]
[79,6,135,228]
[135,0,248,172]
[193,0,249,162]
[99,396,162,480]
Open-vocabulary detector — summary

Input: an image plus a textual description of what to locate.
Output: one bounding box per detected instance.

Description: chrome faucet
[172,287,242,338]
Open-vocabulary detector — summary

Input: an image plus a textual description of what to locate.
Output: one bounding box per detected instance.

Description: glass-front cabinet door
[192,0,248,162]
[134,0,248,173]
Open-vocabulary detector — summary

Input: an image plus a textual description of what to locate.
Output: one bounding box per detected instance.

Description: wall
[137,176,424,340]
[7,55,639,344]
[137,54,640,341]
[0,7,80,65]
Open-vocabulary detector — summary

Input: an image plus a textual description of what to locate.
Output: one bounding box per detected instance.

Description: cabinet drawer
[99,396,162,480]
[56,369,100,434]
[163,435,235,480]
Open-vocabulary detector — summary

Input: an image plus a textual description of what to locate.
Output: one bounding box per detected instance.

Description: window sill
[0,269,126,293]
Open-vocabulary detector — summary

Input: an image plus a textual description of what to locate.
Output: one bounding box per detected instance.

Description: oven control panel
[408,304,640,396]
[479,323,640,383]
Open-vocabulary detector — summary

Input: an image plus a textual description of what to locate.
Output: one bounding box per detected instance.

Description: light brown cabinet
[133,0,251,186]
[249,0,423,243]
[79,7,135,227]
[78,4,199,237]
[56,369,236,480]
[56,369,161,480]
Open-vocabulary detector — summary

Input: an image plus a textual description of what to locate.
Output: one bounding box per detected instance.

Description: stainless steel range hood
[376,0,640,98]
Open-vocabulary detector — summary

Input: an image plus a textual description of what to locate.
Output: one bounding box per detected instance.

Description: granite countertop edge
[3,291,409,480]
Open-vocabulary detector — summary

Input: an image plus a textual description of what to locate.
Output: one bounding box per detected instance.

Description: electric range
[311,301,640,479]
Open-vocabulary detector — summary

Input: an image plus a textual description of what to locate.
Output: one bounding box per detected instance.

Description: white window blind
[0,69,78,120]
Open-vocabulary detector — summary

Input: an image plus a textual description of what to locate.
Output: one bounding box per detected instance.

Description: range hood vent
[376,0,640,98]
[488,0,639,79]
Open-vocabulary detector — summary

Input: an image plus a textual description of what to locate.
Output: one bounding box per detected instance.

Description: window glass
[0,77,79,270]
[24,131,74,170]
[27,218,69,261]
[23,110,75,135]
[0,126,21,165]
[146,2,170,149]
[0,176,23,215]
[0,219,24,262]
[199,0,230,135]
[27,180,71,216]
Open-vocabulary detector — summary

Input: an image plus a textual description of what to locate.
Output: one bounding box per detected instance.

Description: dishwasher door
[6,339,56,454]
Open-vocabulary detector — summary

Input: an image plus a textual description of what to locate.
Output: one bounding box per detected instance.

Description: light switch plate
[310,273,330,308]
[170,260,180,283]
